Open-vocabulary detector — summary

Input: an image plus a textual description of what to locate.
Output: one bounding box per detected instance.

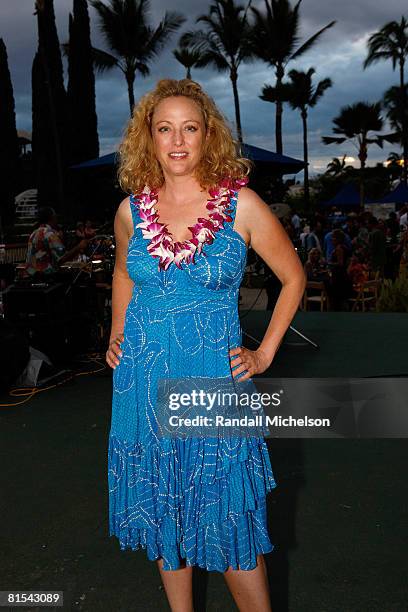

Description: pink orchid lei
[133,176,248,271]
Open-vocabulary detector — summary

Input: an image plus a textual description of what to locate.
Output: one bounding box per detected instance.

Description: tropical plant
[250,0,335,154]
[281,67,332,207]
[63,0,99,164]
[322,102,393,207]
[376,269,408,312]
[172,44,201,79]
[382,84,408,174]
[88,0,185,115]
[0,38,19,227]
[325,155,354,176]
[33,0,68,213]
[180,0,254,143]
[364,17,408,184]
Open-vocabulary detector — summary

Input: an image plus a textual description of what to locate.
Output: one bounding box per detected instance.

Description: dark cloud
[1,0,406,175]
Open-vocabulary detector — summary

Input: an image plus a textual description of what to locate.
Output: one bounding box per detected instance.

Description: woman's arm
[230,187,306,379]
[109,197,135,343]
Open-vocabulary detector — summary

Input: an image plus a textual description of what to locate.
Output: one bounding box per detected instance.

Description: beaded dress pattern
[108,178,277,571]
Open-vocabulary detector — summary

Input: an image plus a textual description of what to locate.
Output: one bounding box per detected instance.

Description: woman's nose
[172,129,184,146]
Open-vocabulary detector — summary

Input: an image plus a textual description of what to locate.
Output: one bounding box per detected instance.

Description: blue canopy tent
[71,143,305,176]
[320,183,376,208]
[370,181,408,205]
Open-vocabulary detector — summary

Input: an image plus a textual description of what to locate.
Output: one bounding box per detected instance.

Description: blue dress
[108,184,277,572]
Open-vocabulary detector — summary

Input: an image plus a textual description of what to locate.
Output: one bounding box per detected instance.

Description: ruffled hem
[108,433,277,571]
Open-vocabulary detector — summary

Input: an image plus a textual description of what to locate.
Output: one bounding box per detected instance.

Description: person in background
[368,216,386,278]
[304,247,330,282]
[291,209,301,237]
[84,219,97,239]
[397,205,407,229]
[342,215,359,240]
[75,221,86,241]
[22,207,88,278]
[386,211,400,242]
[305,221,322,253]
[328,229,353,310]
[324,221,352,261]
[347,251,369,286]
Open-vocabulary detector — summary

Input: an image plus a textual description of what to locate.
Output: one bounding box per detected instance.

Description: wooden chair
[302,281,329,311]
[349,279,381,312]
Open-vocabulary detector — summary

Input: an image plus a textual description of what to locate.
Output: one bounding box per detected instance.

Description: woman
[304,247,330,282]
[106,79,305,611]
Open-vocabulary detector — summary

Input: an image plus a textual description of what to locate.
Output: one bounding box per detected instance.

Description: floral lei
[132,176,248,271]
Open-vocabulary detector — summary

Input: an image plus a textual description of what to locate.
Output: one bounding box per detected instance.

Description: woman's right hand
[106,333,124,369]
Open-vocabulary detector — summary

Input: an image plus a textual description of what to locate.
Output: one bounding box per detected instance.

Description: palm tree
[382,84,408,178]
[172,45,201,79]
[180,0,254,143]
[325,155,354,176]
[88,0,185,115]
[281,68,332,207]
[322,102,392,207]
[363,17,408,184]
[250,0,335,154]
[386,151,404,181]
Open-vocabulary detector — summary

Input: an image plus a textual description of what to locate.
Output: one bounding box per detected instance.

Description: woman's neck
[159,173,206,205]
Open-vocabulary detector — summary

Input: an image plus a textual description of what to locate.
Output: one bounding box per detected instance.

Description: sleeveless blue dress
[108,185,277,572]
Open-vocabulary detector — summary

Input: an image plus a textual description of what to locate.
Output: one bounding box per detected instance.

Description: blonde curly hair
[117,79,253,194]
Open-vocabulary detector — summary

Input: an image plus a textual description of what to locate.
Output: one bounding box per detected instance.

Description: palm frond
[290,20,336,62]
[322,136,347,145]
[91,46,120,73]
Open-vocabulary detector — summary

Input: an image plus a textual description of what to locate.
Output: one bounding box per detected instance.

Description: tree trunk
[230,66,243,144]
[275,63,284,154]
[358,140,367,210]
[400,59,407,186]
[301,108,309,208]
[186,66,191,79]
[126,72,135,117]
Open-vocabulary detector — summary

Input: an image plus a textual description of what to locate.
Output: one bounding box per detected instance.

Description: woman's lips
[168,152,188,159]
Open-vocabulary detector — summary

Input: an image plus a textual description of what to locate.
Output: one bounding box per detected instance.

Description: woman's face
[151,95,207,180]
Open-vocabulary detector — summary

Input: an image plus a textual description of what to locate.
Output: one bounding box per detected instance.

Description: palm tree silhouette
[249,0,335,154]
[88,0,185,115]
[382,84,408,182]
[363,17,408,184]
[282,68,332,207]
[180,0,254,143]
[172,44,201,79]
[325,155,354,176]
[322,102,392,207]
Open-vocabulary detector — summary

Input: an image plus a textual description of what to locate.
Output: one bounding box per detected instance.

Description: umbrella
[71,143,305,176]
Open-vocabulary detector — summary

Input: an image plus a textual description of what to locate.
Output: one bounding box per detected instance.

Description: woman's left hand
[229,346,272,382]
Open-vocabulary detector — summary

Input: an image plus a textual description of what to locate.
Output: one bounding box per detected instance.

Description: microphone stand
[239,273,319,350]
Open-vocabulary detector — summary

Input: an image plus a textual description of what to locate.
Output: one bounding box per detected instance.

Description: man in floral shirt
[23,207,88,277]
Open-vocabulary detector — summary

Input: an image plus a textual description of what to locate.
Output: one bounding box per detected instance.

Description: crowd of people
[255,203,408,311]
[295,205,408,310]
[13,200,408,313]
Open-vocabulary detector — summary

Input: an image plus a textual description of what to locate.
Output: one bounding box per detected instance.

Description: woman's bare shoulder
[236,186,278,228]
[237,186,274,215]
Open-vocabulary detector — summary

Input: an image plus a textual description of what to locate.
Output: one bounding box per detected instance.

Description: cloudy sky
[1,0,407,178]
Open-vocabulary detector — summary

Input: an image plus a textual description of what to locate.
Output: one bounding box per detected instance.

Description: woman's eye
[185,125,197,131]
[158,126,169,132]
